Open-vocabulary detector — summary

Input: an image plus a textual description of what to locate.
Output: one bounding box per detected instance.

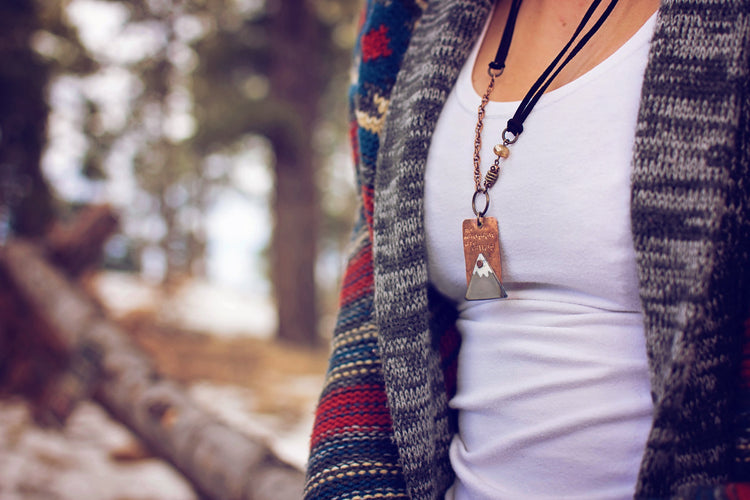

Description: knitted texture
[372,1,491,498]
[306,0,750,498]
[631,1,750,496]
[304,1,425,499]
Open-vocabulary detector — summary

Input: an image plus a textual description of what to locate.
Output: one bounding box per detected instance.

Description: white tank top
[424,13,658,500]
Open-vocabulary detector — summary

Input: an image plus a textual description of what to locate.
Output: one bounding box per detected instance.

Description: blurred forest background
[0,0,362,498]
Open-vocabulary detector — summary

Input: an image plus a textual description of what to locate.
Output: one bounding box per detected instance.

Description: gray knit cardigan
[307,0,750,498]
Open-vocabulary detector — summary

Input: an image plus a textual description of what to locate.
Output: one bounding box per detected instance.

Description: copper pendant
[462,217,507,300]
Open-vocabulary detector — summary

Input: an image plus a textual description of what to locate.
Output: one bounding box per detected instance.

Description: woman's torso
[425,9,658,499]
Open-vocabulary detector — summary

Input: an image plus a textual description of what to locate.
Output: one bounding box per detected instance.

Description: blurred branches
[1,0,360,346]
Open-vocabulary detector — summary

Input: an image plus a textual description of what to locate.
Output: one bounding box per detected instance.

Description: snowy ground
[0,398,198,500]
[0,272,325,500]
[90,272,277,339]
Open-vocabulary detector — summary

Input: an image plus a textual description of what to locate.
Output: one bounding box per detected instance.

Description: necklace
[463,0,621,301]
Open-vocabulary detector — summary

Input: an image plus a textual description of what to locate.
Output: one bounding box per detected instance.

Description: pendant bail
[502,127,520,145]
[472,188,490,220]
[487,64,504,78]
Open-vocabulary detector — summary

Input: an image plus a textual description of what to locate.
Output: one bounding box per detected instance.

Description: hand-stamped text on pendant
[464,230,496,254]
[462,217,503,287]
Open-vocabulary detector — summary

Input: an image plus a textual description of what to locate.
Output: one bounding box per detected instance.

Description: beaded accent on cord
[469,0,620,219]
[472,74,513,193]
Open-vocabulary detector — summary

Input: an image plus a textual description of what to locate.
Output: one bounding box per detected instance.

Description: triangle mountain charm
[462,217,508,300]
[465,253,508,301]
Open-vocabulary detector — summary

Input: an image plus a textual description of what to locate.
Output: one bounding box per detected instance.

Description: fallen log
[0,239,305,500]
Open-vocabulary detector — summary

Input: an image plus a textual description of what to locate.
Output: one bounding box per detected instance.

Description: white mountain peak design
[472,253,495,278]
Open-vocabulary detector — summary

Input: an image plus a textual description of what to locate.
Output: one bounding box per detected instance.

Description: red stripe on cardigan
[311,385,392,448]
[349,119,359,168]
[362,185,374,240]
[338,243,374,308]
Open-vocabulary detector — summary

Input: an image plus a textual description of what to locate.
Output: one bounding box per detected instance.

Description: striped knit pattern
[304,2,425,499]
[307,0,750,498]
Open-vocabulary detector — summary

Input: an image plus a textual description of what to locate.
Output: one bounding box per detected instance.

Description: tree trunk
[267,0,323,347]
[0,0,54,238]
[269,127,320,347]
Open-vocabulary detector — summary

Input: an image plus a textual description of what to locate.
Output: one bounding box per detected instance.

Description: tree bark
[0,0,55,237]
[267,0,323,347]
[0,239,305,500]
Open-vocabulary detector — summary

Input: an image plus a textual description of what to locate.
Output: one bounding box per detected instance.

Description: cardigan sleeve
[302,197,408,499]
[303,2,425,497]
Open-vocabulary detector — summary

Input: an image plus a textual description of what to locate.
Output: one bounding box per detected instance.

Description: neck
[523,0,612,29]
[473,0,661,101]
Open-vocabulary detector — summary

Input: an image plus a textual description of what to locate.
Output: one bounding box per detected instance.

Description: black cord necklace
[463,0,621,301]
